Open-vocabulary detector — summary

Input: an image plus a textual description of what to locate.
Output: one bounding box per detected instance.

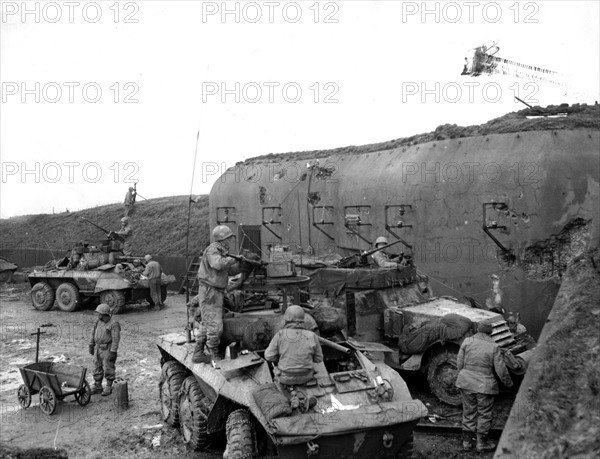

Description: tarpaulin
[309,266,418,295]
[268,400,427,445]
[398,313,473,354]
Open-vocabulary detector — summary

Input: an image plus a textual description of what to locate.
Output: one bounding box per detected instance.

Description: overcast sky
[1,0,598,218]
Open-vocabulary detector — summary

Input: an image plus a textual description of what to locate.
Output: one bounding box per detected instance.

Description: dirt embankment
[495,249,600,458]
[246,103,600,164]
[0,196,209,258]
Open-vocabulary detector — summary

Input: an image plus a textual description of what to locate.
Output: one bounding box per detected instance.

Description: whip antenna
[184,129,200,342]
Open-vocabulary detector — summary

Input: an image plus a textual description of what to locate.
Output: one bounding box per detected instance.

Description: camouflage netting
[246,103,600,164]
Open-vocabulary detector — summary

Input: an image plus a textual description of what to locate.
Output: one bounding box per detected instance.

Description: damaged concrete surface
[211,128,599,340]
[495,249,600,458]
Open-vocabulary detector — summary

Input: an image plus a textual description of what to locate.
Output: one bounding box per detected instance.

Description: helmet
[284,305,305,324]
[128,187,134,191]
[95,303,111,315]
[375,236,388,247]
[144,254,152,262]
[121,217,129,223]
[477,322,493,335]
[213,225,234,242]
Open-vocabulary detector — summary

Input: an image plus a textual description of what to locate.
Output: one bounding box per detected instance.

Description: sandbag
[252,383,292,421]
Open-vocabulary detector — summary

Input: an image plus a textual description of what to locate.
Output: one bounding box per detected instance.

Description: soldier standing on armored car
[89,304,121,396]
[191,225,240,364]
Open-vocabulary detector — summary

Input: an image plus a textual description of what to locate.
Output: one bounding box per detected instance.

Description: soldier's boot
[208,347,222,366]
[91,384,103,395]
[462,431,475,451]
[101,382,113,397]
[192,338,210,364]
[476,434,496,452]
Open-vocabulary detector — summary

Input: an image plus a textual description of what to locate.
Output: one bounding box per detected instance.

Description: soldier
[191,225,240,364]
[115,217,133,256]
[265,305,323,386]
[371,236,404,268]
[507,312,527,335]
[456,322,513,452]
[88,303,121,396]
[142,254,163,310]
[124,186,136,217]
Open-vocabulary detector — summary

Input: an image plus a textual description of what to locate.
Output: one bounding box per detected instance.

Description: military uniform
[124,188,136,217]
[456,331,513,451]
[372,250,398,268]
[116,223,133,256]
[193,241,237,357]
[143,258,163,307]
[89,316,121,392]
[265,322,323,385]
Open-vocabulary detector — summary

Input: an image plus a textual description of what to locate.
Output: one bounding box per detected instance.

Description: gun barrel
[363,238,404,257]
[228,253,267,266]
[81,217,109,234]
[318,337,351,354]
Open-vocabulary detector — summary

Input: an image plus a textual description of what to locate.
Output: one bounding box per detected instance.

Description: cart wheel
[39,386,57,415]
[17,384,31,408]
[75,380,91,406]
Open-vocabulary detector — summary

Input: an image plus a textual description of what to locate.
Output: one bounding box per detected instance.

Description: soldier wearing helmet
[88,303,121,396]
[371,236,403,268]
[456,322,513,452]
[191,225,241,364]
[124,186,136,217]
[114,216,133,256]
[264,305,323,385]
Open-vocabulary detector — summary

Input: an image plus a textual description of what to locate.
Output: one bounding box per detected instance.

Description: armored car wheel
[427,348,462,406]
[31,282,55,311]
[159,361,188,427]
[17,384,31,408]
[75,380,91,406]
[224,409,256,459]
[39,386,57,415]
[56,282,81,312]
[100,290,126,314]
[178,376,212,450]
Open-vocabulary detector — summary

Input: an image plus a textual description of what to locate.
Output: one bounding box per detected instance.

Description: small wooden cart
[17,362,91,415]
[16,325,91,415]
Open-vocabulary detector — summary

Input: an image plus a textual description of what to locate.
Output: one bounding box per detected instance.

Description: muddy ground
[0,285,512,458]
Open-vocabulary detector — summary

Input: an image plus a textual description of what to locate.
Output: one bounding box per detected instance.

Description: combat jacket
[197,242,237,290]
[89,318,121,353]
[372,250,397,268]
[456,332,512,394]
[124,190,135,205]
[143,260,162,279]
[116,224,133,240]
[265,323,323,378]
